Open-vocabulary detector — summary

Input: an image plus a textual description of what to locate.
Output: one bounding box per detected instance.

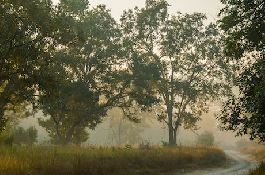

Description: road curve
[204,150,258,175]
[183,150,258,175]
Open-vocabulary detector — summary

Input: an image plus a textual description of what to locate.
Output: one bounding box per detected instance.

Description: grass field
[0,145,226,175]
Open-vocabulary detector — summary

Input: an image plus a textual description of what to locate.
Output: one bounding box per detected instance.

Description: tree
[0,0,80,132]
[37,3,131,145]
[38,81,93,145]
[217,0,265,142]
[27,126,38,145]
[121,0,231,145]
[107,107,149,146]
[13,126,38,145]
[197,130,214,146]
[0,0,50,132]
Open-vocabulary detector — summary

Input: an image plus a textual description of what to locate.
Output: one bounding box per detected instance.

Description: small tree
[27,126,38,145]
[13,126,27,145]
[108,107,148,146]
[13,126,38,145]
[197,130,214,146]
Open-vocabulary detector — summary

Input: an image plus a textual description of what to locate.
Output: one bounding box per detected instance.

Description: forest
[0,0,264,174]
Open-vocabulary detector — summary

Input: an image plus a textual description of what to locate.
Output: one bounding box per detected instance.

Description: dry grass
[241,146,265,161]
[247,162,265,175]
[240,146,265,175]
[0,145,226,175]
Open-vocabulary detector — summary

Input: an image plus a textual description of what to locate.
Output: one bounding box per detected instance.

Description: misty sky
[53,0,224,23]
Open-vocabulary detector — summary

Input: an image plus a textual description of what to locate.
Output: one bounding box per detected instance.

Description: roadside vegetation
[0,145,225,175]
[248,162,265,175]
[240,145,265,175]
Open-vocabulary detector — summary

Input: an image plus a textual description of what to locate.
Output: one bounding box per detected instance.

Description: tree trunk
[167,106,174,146]
[75,126,82,147]
[173,128,177,145]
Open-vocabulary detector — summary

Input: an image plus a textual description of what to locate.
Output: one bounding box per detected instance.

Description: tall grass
[241,146,265,161]
[248,162,265,175]
[240,146,265,175]
[0,145,225,175]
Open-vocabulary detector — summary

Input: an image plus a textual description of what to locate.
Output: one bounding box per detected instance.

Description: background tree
[13,126,38,145]
[196,130,214,146]
[107,107,150,146]
[121,0,231,145]
[217,0,265,142]
[27,126,38,145]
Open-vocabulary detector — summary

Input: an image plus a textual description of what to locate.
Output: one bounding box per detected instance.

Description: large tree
[37,3,132,145]
[0,0,51,132]
[217,0,265,142]
[121,0,231,145]
[0,0,80,132]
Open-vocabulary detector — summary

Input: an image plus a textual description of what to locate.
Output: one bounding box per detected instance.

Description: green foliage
[35,1,127,145]
[0,0,237,147]
[27,126,38,145]
[0,0,82,133]
[121,0,231,145]
[197,130,214,146]
[219,0,264,58]
[161,141,170,147]
[13,127,27,145]
[218,0,265,142]
[38,116,90,146]
[0,133,13,146]
[13,126,38,145]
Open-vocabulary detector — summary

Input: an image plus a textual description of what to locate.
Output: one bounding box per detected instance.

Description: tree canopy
[0,0,79,132]
[218,0,265,142]
[1,0,239,146]
[121,0,231,145]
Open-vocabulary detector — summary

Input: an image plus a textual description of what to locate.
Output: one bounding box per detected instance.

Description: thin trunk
[52,115,66,145]
[168,57,175,146]
[118,116,123,146]
[167,105,174,145]
[173,129,177,145]
[75,125,82,146]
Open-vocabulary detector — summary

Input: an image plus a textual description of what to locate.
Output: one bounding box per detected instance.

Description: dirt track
[182,150,258,175]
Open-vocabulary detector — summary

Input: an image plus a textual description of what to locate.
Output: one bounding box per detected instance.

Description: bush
[197,130,214,146]
[0,133,13,146]
[248,162,265,175]
[161,141,170,147]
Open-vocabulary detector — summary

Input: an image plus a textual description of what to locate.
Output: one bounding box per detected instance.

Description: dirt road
[183,150,258,175]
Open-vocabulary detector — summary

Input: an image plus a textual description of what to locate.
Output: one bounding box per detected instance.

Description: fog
[19,106,248,149]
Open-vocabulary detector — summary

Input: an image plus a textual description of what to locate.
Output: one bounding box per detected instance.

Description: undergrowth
[0,145,226,175]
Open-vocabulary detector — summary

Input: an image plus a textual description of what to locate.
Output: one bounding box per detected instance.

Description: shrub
[197,130,214,146]
[0,133,13,146]
[139,140,152,149]
[161,141,170,147]
[248,162,265,175]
